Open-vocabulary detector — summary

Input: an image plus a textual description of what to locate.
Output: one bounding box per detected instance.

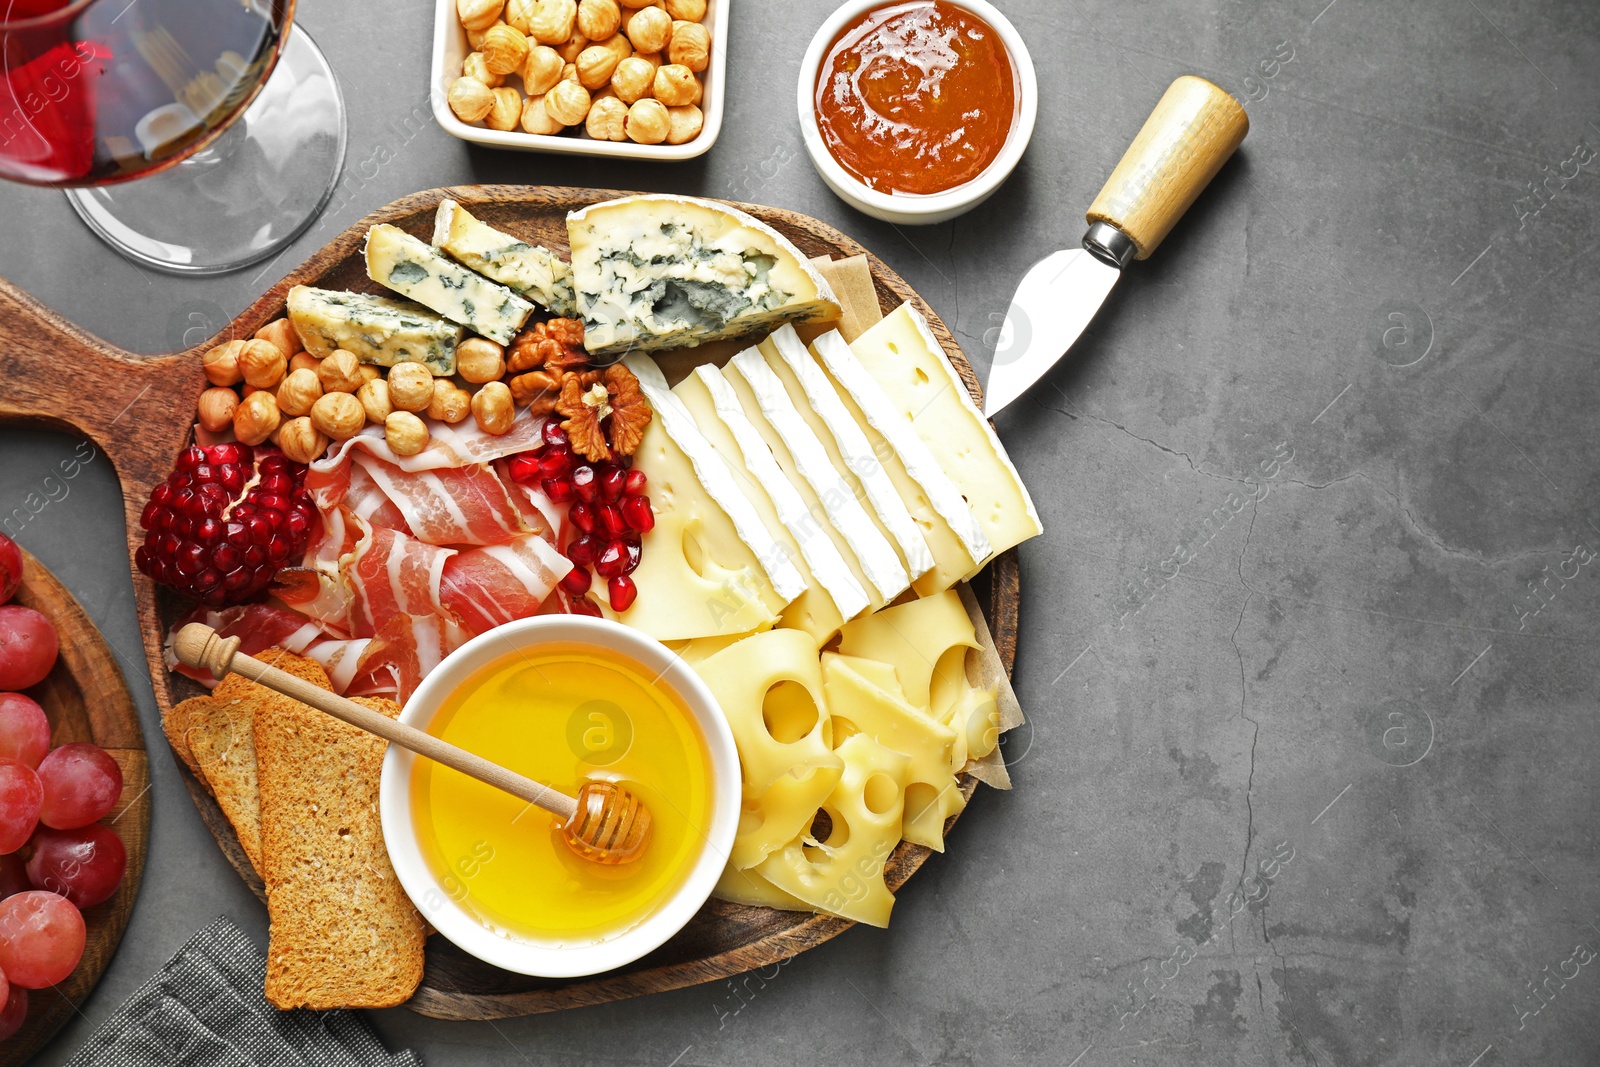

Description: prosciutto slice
[346,612,470,703]
[438,534,571,635]
[348,525,457,638]
[162,603,324,687]
[314,406,547,474]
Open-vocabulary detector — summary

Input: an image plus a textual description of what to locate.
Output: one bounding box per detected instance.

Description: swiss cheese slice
[754,733,909,929]
[823,653,965,852]
[675,365,869,642]
[837,589,978,714]
[848,305,1042,568]
[713,864,811,911]
[727,348,910,604]
[811,329,988,594]
[760,327,934,581]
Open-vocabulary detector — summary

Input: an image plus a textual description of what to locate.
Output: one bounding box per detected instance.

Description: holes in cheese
[837,590,978,712]
[863,773,899,816]
[762,680,821,746]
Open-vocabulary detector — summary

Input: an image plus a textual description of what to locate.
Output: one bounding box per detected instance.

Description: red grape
[0,981,24,1041]
[0,891,84,988]
[0,534,20,605]
[0,855,29,900]
[0,695,50,769]
[26,825,126,909]
[0,608,55,691]
[37,744,122,830]
[0,762,41,854]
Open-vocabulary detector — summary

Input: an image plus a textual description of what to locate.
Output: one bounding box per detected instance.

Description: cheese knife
[984,76,1249,418]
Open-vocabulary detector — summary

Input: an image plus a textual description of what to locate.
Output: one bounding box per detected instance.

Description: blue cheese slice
[728,347,909,604]
[566,194,841,357]
[431,199,577,317]
[762,326,934,581]
[623,354,808,605]
[285,285,462,375]
[364,223,534,345]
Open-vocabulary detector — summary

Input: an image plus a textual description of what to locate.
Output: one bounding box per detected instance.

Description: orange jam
[815,1,1016,196]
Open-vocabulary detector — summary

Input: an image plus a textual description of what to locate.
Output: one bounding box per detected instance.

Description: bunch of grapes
[0,533,128,1039]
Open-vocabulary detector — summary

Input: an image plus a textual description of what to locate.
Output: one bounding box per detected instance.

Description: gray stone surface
[2,0,1598,1063]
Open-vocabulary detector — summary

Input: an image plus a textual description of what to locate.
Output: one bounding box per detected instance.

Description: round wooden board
[0,187,1018,1021]
[0,549,151,1066]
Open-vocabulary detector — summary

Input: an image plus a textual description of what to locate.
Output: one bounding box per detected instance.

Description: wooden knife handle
[1086,76,1248,261]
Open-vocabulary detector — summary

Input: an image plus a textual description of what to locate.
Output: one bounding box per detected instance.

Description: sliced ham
[162,603,323,687]
[356,456,525,547]
[348,612,470,703]
[348,525,456,638]
[438,534,572,635]
[314,407,548,474]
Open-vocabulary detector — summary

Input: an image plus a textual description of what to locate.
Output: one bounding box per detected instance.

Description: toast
[255,693,424,1010]
[187,699,264,874]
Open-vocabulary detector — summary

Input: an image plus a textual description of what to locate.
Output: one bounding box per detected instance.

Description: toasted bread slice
[163,696,215,783]
[256,694,424,1010]
[188,699,264,874]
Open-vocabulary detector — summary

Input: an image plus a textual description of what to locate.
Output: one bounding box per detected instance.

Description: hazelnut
[522,44,564,94]
[385,411,431,457]
[610,55,654,103]
[576,43,623,89]
[317,349,365,393]
[462,51,504,88]
[357,378,393,424]
[544,78,591,126]
[504,0,536,32]
[253,318,302,358]
[202,339,246,387]
[429,380,473,424]
[652,63,697,106]
[594,31,632,62]
[456,337,507,383]
[487,86,523,131]
[665,102,702,144]
[586,95,629,140]
[619,0,657,6]
[457,0,505,31]
[625,97,669,144]
[449,76,496,122]
[238,338,287,389]
[310,391,366,441]
[387,362,436,412]
[623,5,670,53]
[233,390,280,446]
[521,94,565,134]
[529,0,577,44]
[358,364,381,383]
[276,367,323,417]
[480,22,529,75]
[278,417,329,465]
[632,50,661,74]
[288,351,321,376]
[577,0,621,40]
[196,387,239,433]
[471,381,517,436]
[556,32,589,65]
[561,61,579,84]
[667,20,709,71]
[663,0,703,19]
[466,21,498,49]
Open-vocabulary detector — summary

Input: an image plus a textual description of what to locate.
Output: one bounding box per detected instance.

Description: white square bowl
[431,0,729,160]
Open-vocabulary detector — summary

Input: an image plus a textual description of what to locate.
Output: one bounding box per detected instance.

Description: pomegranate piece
[570,595,602,617]
[569,503,598,536]
[571,465,598,503]
[542,477,575,504]
[506,452,543,485]
[559,567,592,597]
[597,465,627,503]
[541,421,569,448]
[621,495,654,533]
[538,446,574,478]
[566,535,601,567]
[596,539,639,580]
[598,505,629,540]
[0,533,21,604]
[135,444,317,607]
[607,575,638,612]
[623,469,648,496]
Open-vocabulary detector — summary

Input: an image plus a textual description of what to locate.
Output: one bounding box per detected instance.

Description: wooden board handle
[172,624,579,822]
[1086,76,1248,260]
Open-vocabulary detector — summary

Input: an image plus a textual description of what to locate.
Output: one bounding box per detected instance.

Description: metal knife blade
[983,245,1120,419]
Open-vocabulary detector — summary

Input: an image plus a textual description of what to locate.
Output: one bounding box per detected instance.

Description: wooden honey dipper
[172,623,653,865]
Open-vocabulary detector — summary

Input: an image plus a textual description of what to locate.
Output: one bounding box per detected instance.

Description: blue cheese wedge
[364,223,534,345]
[285,285,461,375]
[430,199,577,317]
[567,194,841,357]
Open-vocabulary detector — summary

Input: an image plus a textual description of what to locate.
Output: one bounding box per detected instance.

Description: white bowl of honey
[797,0,1038,225]
[379,615,740,978]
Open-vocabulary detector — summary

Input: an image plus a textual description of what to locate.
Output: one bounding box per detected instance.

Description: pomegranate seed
[572,595,603,617]
[596,505,626,539]
[621,495,654,533]
[596,539,634,579]
[607,575,637,611]
[623,469,648,496]
[566,535,601,567]
[560,567,592,596]
[506,454,542,484]
[598,466,627,502]
[569,503,598,535]
[538,448,573,478]
[542,421,569,447]
[571,465,598,503]
[179,446,205,470]
[543,477,575,504]
[620,541,642,575]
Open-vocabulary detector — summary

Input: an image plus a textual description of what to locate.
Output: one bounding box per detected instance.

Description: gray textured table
[3,1,1598,1064]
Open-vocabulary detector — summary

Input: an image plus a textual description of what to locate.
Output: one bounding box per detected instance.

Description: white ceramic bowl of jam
[797,0,1037,225]
[379,615,740,978]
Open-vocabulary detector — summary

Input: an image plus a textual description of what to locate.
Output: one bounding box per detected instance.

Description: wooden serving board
[0,186,1018,1021]
[0,549,150,1067]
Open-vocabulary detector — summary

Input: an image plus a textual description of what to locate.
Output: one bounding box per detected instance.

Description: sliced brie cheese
[566,194,841,357]
[623,354,808,605]
[763,326,934,580]
[728,348,909,604]
[431,199,577,316]
[364,223,534,345]
[286,285,461,375]
[848,305,1042,568]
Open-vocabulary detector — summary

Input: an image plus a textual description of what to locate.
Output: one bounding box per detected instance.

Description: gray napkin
[65,917,422,1067]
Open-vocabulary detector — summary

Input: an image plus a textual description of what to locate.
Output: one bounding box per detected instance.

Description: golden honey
[411,642,714,944]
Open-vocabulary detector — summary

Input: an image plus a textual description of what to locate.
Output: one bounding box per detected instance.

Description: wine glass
[0,0,346,274]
